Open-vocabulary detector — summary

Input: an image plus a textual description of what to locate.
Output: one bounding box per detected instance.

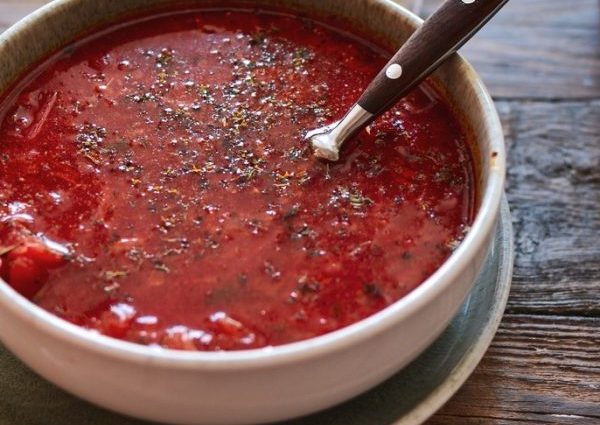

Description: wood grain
[406,0,600,99]
[499,100,600,315]
[429,315,600,425]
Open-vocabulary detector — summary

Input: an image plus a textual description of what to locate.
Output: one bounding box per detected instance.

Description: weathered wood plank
[408,0,600,99]
[429,315,600,425]
[497,100,600,315]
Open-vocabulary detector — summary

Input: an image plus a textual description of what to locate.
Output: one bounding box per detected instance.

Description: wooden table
[1,1,599,423]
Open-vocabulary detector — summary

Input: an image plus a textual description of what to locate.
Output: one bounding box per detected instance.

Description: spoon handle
[357,0,509,115]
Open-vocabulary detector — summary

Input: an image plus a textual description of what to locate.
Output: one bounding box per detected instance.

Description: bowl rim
[0,0,506,370]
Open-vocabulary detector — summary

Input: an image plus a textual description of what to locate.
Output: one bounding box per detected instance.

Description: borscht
[0,9,475,350]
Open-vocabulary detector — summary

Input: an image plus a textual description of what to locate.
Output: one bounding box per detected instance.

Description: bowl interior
[0,0,505,363]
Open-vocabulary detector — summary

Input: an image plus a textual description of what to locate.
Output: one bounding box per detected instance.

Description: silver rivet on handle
[385,63,403,79]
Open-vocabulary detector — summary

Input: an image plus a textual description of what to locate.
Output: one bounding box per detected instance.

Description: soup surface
[0,9,474,350]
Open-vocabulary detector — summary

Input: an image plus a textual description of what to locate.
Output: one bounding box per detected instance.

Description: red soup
[0,9,475,350]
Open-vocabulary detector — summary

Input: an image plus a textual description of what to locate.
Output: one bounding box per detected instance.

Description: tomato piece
[96,303,136,339]
[12,241,66,269]
[0,239,67,299]
[6,255,49,299]
[161,330,199,351]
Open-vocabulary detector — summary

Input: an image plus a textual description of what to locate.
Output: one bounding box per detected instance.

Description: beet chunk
[0,240,67,299]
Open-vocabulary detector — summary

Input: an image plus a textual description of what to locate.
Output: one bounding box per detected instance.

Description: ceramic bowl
[0,1,505,424]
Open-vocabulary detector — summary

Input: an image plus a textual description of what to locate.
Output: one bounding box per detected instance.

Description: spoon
[307,0,509,161]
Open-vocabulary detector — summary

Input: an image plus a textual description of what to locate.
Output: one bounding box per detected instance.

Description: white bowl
[0,1,505,424]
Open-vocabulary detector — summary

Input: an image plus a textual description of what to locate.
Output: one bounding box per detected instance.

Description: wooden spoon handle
[357,0,509,115]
